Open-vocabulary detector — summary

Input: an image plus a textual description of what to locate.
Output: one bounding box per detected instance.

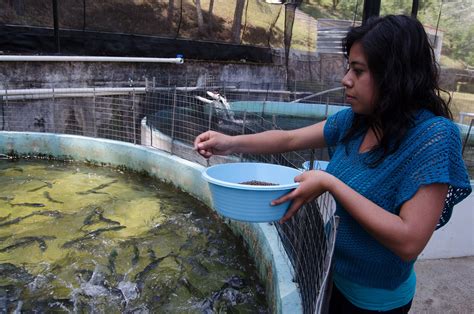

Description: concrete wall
[420,183,474,259]
[0,59,285,89]
[0,51,345,89]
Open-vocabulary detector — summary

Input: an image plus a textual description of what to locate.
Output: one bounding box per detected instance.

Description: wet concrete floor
[411,256,473,313]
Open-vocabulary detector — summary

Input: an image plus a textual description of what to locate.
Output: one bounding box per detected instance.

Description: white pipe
[1,87,146,100]
[0,55,184,64]
[291,86,344,103]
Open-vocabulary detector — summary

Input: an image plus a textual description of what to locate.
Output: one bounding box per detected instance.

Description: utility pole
[362,0,381,25]
[411,0,419,18]
[52,0,60,53]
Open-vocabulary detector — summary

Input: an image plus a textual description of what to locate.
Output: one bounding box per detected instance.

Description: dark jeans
[328,284,413,314]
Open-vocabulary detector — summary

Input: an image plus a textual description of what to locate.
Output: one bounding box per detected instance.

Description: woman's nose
[341,73,352,88]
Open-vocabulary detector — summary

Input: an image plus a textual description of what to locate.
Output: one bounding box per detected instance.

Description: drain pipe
[0,55,184,64]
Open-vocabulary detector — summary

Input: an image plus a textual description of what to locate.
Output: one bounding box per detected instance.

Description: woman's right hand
[194,131,235,158]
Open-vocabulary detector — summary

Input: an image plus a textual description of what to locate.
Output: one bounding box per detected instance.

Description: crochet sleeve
[395,118,472,229]
[324,108,354,147]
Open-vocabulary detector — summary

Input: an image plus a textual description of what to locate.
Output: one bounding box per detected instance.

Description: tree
[167,0,174,28]
[231,0,246,43]
[195,0,205,35]
[208,0,215,34]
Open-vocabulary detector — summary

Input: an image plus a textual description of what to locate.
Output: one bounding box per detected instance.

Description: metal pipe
[0,55,184,64]
[291,86,344,103]
[1,87,146,100]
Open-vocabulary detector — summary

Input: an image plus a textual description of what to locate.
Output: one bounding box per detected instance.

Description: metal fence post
[52,87,56,133]
[325,96,329,118]
[206,98,214,167]
[93,87,97,137]
[293,80,297,101]
[462,118,473,155]
[170,86,177,153]
[239,110,247,162]
[271,114,277,164]
[207,99,213,131]
[132,88,136,144]
[3,84,7,131]
[149,122,153,147]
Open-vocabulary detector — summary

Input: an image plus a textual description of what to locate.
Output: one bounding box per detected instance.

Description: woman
[194,15,471,313]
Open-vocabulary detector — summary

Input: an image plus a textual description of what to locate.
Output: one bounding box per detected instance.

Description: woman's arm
[273,170,448,262]
[194,120,327,158]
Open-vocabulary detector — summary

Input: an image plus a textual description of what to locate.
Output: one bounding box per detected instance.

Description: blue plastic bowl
[202,162,301,222]
[302,160,329,171]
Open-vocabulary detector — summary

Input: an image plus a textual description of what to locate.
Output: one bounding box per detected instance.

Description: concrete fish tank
[0,132,302,313]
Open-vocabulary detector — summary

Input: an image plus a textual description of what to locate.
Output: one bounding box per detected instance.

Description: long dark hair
[342,15,452,163]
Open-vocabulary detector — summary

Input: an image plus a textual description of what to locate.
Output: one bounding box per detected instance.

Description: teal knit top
[323,108,472,289]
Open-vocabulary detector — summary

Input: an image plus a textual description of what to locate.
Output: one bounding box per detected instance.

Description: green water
[0,159,268,313]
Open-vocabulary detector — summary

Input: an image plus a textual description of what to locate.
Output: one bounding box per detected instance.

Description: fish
[0,235,12,241]
[27,184,49,193]
[82,207,120,227]
[0,236,56,253]
[132,244,140,266]
[186,257,209,276]
[27,180,54,192]
[43,191,64,204]
[76,180,118,195]
[0,216,23,228]
[0,263,34,282]
[32,210,63,218]
[179,277,204,298]
[0,210,62,228]
[134,253,173,291]
[76,190,109,195]
[0,214,11,223]
[62,226,126,248]
[42,180,54,189]
[10,202,45,207]
[108,249,118,275]
[0,196,14,202]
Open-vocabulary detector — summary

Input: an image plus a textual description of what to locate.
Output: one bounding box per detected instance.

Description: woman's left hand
[271,170,331,223]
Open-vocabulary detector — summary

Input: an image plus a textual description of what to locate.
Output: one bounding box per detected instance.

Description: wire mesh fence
[1,77,473,313]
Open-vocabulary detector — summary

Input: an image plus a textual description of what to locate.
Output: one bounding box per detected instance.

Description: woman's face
[341,41,377,115]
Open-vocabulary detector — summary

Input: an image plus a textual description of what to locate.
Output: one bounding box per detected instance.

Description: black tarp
[0,25,273,63]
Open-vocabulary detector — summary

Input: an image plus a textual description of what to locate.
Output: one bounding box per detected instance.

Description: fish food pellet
[239,180,279,186]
